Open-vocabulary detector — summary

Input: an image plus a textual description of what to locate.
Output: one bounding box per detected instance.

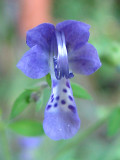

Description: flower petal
[19,137,41,148]
[26,23,55,50]
[17,45,49,79]
[56,20,90,51]
[43,78,80,140]
[69,43,102,75]
[43,109,80,140]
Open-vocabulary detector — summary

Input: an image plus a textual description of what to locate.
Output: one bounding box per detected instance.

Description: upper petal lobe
[26,23,55,50]
[56,20,90,51]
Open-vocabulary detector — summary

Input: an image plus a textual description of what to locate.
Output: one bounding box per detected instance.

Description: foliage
[8,120,44,136]
[71,82,92,100]
[107,106,120,136]
[10,89,33,119]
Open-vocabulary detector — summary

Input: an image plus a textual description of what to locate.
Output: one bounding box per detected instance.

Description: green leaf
[8,120,44,136]
[36,94,44,112]
[42,88,51,106]
[46,73,51,87]
[35,87,51,111]
[10,90,32,119]
[107,107,120,136]
[71,82,92,100]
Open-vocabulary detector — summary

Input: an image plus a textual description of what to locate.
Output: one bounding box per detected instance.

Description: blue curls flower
[17,20,101,140]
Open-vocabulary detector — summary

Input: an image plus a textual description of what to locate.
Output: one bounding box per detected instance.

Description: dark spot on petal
[68,95,73,101]
[66,81,70,88]
[61,100,66,104]
[63,89,67,93]
[51,98,54,103]
[47,105,51,110]
[54,103,58,107]
[51,94,54,98]
[68,105,76,113]
[56,96,59,101]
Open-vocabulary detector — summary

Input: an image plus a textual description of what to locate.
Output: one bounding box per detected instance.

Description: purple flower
[19,137,41,149]
[17,20,101,140]
[18,137,42,160]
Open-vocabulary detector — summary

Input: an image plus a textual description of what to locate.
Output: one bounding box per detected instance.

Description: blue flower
[17,20,101,140]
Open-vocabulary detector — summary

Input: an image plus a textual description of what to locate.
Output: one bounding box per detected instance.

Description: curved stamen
[53,31,74,80]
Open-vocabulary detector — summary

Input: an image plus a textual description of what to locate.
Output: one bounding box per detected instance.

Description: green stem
[52,116,108,160]
[0,122,12,160]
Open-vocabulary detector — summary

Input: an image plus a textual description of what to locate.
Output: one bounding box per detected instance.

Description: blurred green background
[0,0,120,160]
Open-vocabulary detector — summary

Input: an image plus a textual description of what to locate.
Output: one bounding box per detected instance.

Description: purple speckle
[68,95,73,101]
[56,96,59,101]
[61,100,66,104]
[66,81,70,88]
[68,105,76,113]
[54,103,58,107]
[51,98,54,103]
[63,89,67,93]
[47,105,51,110]
[51,94,54,98]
